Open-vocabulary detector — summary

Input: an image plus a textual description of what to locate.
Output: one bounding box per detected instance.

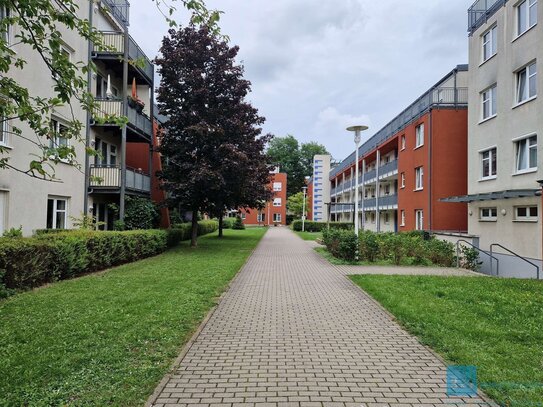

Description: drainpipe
[119,25,129,220]
[83,0,94,216]
[149,74,154,202]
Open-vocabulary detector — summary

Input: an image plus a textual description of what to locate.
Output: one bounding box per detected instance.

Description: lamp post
[346,125,369,237]
[301,186,308,232]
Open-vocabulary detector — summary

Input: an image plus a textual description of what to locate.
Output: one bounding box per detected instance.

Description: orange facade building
[240,172,287,226]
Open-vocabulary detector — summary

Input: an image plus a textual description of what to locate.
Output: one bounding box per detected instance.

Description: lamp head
[346,125,368,145]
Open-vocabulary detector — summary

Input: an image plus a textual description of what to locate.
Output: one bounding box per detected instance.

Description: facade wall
[241,173,287,226]
[467,1,542,259]
[0,0,90,235]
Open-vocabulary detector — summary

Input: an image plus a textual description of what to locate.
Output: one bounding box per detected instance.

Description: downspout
[83,0,94,216]
[149,74,154,205]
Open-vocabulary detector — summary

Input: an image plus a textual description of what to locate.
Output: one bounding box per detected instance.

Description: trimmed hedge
[291,220,352,232]
[170,220,219,243]
[0,220,219,296]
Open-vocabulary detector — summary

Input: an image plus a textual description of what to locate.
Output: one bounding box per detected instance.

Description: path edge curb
[144,228,269,407]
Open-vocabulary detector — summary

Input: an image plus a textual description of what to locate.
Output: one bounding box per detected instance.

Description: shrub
[221,217,236,229]
[460,246,482,271]
[379,233,407,265]
[358,230,380,262]
[292,220,352,232]
[2,226,23,238]
[426,238,455,267]
[124,197,160,230]
[322,228,358,261]
[232,217,245,230]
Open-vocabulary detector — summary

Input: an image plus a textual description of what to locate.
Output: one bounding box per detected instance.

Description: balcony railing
[379,194,399,208]
[90,165,151,193]
[102,0,130,27]
[379,160,398,178]
[94,32,154,82]
[468,0,506,35]
[364,169,377,183]
[93,99,152,138]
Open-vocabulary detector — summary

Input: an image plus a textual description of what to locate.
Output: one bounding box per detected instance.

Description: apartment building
[329,66,469,234]
[0,1,155,235]
[0,0,90,235]
[240,169,287,226]
[444,0,542,275]
[311,155,332,222]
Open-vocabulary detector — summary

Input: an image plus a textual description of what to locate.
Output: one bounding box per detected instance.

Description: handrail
[456,239,500,276]
[490,243,540,280]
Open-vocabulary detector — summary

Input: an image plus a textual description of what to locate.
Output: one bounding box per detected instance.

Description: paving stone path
[149,227,492,407]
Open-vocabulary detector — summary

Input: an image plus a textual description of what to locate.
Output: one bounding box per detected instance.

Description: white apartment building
[0,1,154,235]
[311,155,331,222]
[446,0,542,278]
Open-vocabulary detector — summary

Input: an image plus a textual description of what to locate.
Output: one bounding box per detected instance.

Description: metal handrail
[490,243,540,280]
[456,239,500,276]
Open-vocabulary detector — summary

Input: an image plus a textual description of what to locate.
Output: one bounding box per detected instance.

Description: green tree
[287,192,308,219]
[267,135,329,196]
[0,0,217,180]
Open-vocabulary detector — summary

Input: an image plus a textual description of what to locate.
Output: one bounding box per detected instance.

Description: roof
[440,189,539,203]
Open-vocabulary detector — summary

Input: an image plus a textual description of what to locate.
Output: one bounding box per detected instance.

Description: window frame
[415,166,424,191]
[480,207,498,222]
[400,172,405,188]
[415,124,425,149]
[0,115,9,146]
[481,84,497,121]
[482,25,497,63]
[516,0,538,37]
[480,147,498,180]
[415,210,424,231]
[400,135,406,151]
[273,197,282,207]
[1,5,11,45]
[514,134,537,174]
[47,197,69,230]
[515,61,537,105]
[514,205,538,222]
[273,182,282,192]
[273,213,282,223]
[400,210,405,227]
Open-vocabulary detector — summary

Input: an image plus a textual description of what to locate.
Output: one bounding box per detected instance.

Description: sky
[130,0,475,161]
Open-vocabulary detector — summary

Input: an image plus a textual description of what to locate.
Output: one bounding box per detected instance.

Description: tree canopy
[287,191,310,219]
[266,135,329,197]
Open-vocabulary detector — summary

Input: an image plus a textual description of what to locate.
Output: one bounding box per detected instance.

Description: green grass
[0,228,266,407]
[351,275,543,406]
[294,231,322,241]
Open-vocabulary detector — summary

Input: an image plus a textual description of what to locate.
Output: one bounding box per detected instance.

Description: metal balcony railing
[468,0,506,35]
[90,165,151,192]
[93,99,152,138]
[379,194,398,208]
[364,169,377,183]
[101,0,130,27]
[379,160,399,178]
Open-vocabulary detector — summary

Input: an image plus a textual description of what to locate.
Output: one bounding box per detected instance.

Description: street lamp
[301,186,308,232]
[346,125,369,237]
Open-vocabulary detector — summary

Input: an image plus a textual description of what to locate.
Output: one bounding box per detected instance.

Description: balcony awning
[440,189,539,203]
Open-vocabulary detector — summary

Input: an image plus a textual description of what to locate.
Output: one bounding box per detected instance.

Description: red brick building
[240,171,287,226]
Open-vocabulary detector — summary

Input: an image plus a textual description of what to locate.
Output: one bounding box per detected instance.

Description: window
[49,119,70,161]
[517,0,538,36]
[400,210,405,227]
[241,213,246,220]
[482,26,497,62]
[0,191,7,234]
[52,45,72,80]
[480,207,498,221]
[273,213,282,223]
[47,197,68,229]
[515,206,538,221]
[0,115,8,146]
[371,213,376,223]
[384,184,390,195]
[515,135,537,172]
[401,172,405,188]
[95,139,117,166]
[415,210,424,231]
[273,198,282,207]
[401,135,406,150]
[384,212,390,224]
[415,167,424,190]
[516,62,537,104]
[415,124,424,148]
[481,148,497,179]
[1,6,11,45]
[273,182,282,191]
[481,85,497,120]
[257,213,265,222]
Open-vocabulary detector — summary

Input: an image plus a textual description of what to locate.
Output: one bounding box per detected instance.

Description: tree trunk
[218,213,224,238]
[190,210,198,248]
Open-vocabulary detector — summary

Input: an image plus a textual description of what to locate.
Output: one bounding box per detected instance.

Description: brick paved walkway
[149,227,492,407]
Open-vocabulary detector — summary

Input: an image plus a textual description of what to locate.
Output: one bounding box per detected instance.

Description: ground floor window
[514,206,538,221]
[257,213,265,222]
[241,212,246,220]
[47,197,68,229]
[93,203,116,230]
[273,213,281,223]
[480,207,498,221]
[384,212,390,224]
[415,209,423,230]
[400,210,405,226]
[0,191,7,233]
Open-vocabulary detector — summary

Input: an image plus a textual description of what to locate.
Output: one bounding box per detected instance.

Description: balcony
[93,99,153,141]
[93,31,154,84]
[379,160,398,180]
[364,169,377,184]
[90,165,151,193]
[468,0,505,35]
[101,0,130,27]
[362,194,398,211]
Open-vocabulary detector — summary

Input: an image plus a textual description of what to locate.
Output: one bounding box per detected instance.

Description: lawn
[0,228,266,407]
[351,275,543,406]
[294,231,322,241]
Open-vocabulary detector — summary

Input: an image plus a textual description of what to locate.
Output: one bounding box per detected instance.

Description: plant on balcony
[127,95,145,114]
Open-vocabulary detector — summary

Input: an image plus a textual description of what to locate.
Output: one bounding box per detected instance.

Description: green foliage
[287,192,307,218]
[292,220,352,232]
[232,217,245,230]
[170,220,219,243]
[2,226,22,238]
[123,197,160,230]
[322,228,357,261]
[460,246,483,271]
[358,230,380,262]
[70,213,104,230]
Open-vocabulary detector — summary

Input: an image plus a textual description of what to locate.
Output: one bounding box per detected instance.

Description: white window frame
[415,167,424,191]
[1,6,11,45]
[47,197,69,230]
[95,138,118,167]
[273,182,282,192]
[401,172,405,188]
[516,62,537,105]
[273,198,281,207]
[480,207,498,222]
[482,25,497,62]
[0,115,9,147]
[52,44,73,81]
[516,0,538,37]
[415,210,424,231]
[0,190,7,234]
[480,147,497,180]
[241,213,246,220]
[257,213,265,223]
[415,124,424,148]
[401,135,406,150]
[400,210,405,227]
[514,134,537,174]
[481,85,497,121]
[514,206,538,222]
[273,213,281,223]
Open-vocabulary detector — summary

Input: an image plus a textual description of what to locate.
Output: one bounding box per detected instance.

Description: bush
[169,220,219,243]
[292,220,352,232]
[322,228,358,261]
[124,197,160,230]
[232,217,245,230]
[358,230,380,262]
[221,217,236,229]
[2,226,23,238]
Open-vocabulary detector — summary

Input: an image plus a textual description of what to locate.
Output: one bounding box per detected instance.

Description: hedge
[0,220,219,296]
[291,220,352,232]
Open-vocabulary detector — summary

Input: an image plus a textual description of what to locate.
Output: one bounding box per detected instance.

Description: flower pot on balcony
[128,96,145,113]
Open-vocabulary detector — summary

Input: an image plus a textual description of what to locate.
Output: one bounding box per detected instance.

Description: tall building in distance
[311,155,331,222]
[444,0,542,275]
[328,66,469,234]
